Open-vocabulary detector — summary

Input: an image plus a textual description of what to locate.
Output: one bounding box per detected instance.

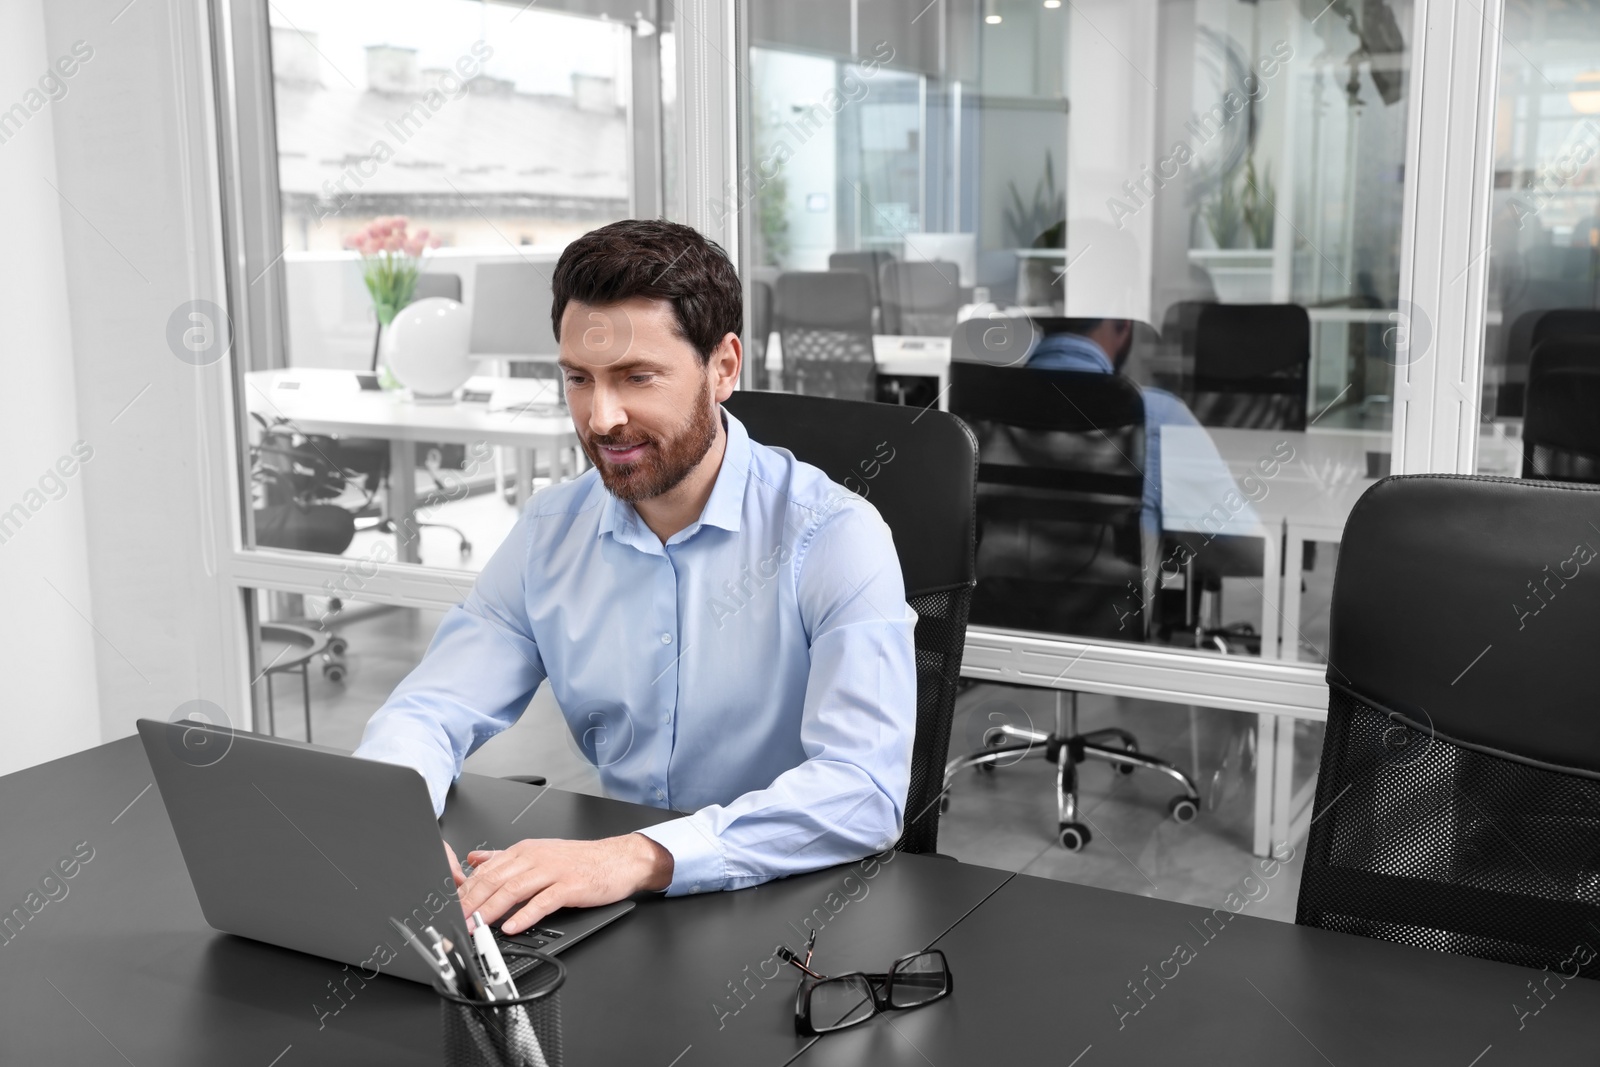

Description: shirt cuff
[351,740,453,818]
[635,816,727,896]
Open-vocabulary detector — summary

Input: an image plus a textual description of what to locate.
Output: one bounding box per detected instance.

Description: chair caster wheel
[977,761,996,774]
[328,637,348,656]
[1168,796,1200,823]
[322,662,346,683]
[1058,823,1091,851]
[1116,763,1138,776]
[938,794,950,815]
[460,541,473,557]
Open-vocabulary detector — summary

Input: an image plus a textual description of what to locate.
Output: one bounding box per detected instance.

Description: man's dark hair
[550,219,743,365]
[1056,317,1105,336]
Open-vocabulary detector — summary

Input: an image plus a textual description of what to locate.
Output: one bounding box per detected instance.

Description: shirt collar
[1038,332,1115,373]
[596,405,749,544]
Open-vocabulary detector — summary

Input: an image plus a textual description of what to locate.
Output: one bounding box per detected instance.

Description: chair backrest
[1298,475,1600,976]
[1497,308,1600,416]
[773,271,877,401]
[748,279,774,368]
[828,250,890,327]
[881,260,962,337]
[722,390,977,856]
[1190,303,1310,431]
[948,358,1150,640]
[413,272,463,303]
[1523,335,1600,483]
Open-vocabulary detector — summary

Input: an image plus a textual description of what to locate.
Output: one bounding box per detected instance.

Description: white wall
[0,0,102,776]
[39,0,247,748]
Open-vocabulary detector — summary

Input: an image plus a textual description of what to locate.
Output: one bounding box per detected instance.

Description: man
[1026,318,1260,541]
[354,219,917,936]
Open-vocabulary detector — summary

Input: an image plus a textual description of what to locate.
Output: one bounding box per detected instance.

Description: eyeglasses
[775,930,952,1036]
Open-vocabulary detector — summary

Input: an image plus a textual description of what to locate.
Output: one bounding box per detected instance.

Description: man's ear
[711,331,743,402]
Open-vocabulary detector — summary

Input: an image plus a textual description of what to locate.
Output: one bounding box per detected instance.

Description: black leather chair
[1297,475,1600,976]
[1522,336,1600,484]
[723,390,978,855]
[1186,302,1311,431]
[1496,307,1600,418]
[940,341,1202,851]
[773,271,878,401]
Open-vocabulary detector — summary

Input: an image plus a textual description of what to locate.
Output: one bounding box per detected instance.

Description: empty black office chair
[880,260,963,338]
[1522,336,1600,484]
[1186,303,1310,431]
[942,350,1201,851]
[1298,475,1600,977]
[773,271,878,401]
[828,249,891,330]
[748,279,774,389]
[1497,307,1600,417]
[723,390,978,854]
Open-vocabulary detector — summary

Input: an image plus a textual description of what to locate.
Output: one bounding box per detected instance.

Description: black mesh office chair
[1297,475,1600,976]
[1522,336,1600,484]
[773,271,877,401]
[941,349,1201,851]
[828,250,891,330]
[723,390,978,854]
[880,260,962,338]
[1187,303,1310,431]
[1496,308,1600,417]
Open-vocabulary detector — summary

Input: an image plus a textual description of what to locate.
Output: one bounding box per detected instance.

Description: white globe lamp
[383,297,474,402]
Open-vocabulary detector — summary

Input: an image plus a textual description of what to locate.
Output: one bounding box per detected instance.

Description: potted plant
[1188,158,1276,302]
[343,216,441,380]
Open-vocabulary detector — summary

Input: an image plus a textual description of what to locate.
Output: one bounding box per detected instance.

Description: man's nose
[588,381,627,436]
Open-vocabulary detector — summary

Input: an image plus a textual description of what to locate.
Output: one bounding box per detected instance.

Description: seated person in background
[1026,317,1261,543]
[355,219,918,934]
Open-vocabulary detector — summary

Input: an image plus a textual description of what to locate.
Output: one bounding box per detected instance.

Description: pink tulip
[385,234,404,253]
[429,236,442,249]
[342,232,360,250]
[403,236,425,257]
[413,227,430,242]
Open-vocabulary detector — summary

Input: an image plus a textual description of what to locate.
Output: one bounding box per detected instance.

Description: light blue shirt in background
[354,408,918,896]
[1025,332,1259,538]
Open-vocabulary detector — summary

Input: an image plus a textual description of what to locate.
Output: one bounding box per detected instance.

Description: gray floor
[261,599,1325,926]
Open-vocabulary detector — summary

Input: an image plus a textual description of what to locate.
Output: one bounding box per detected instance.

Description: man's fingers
[460,858,556,927]
[502,887,566,935]
[443,840,466,887]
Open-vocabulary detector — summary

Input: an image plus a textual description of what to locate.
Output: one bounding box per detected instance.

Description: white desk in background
[1161,423,1389,856]
[762,334,953,408]
[244,369,582,564]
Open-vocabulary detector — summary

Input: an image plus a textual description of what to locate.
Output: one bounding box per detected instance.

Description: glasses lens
[889,952,950,1008]
[808,975,876,1032]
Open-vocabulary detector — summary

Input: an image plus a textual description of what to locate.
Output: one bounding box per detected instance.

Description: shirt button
[691,884,701,893]
[661,715,671,724]
[655,788,665,800]
[661,633,673,644]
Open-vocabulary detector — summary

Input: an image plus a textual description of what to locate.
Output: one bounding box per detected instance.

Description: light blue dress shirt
[353,407,919,896]
[1026,332,1259,538]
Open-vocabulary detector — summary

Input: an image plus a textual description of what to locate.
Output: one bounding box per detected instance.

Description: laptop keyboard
[495,924,565,978]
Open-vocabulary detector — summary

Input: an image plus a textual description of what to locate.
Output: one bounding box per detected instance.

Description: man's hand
[456,834,674,934]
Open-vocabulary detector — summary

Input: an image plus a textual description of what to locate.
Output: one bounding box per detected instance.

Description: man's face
[558,296,723,504]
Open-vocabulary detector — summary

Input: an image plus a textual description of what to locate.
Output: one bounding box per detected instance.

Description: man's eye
[629,374,653,384]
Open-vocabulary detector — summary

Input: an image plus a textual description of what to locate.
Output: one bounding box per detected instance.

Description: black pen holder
[439,948,565,1067]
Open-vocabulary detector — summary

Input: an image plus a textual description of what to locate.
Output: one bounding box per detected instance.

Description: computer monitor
[469,261,558,358]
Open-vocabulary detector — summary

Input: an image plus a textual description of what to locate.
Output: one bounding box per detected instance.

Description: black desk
[0,737,1008,1066]
[795,872,1600,1065]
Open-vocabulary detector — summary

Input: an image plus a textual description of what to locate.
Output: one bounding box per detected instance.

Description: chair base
[941,691,1201,852]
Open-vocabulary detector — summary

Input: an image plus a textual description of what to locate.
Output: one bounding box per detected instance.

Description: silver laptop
[137,718,632,985]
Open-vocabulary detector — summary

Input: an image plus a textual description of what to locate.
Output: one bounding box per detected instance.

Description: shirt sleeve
[1144,388,1264,536]
[352,509,548,816]
[636,495,919,894]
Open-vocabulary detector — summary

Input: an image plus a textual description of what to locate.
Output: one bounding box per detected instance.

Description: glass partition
[1475,0,1600,488]
[741,0,1417,670]
[243,0,660,569]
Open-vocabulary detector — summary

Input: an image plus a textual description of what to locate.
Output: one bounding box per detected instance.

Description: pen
[469,911,519,1001]
[389,918,456,995]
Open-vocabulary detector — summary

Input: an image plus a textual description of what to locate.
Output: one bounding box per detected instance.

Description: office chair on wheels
[940,352,1201,852]
[1297,475,1600,976]
[1522,336,1600,484]
[509,394,980,854]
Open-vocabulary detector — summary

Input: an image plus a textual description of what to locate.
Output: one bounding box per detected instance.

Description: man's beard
[582,376,719,504]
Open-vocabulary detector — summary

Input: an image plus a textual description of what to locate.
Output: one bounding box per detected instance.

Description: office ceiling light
[1043,0,1061,7]
[985,0,1002,24]
[1571,71,1600,115]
